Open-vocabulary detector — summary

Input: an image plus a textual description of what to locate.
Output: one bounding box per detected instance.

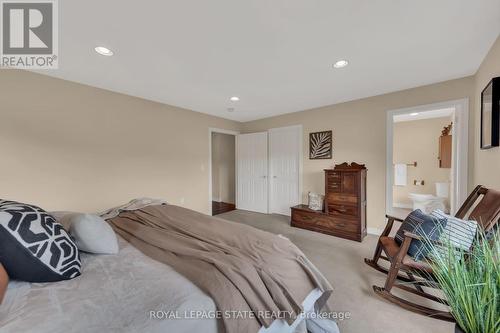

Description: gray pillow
[69,214,119,254]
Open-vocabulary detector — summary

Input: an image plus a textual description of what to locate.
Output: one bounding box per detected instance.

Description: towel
[394,164,407,186]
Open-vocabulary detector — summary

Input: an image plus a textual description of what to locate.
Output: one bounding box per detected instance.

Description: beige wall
[473,36,500,190]
[2,36,499,232]
[392,117,452,207]
[211,132,236,204]
[243,78,474,231]
[0,70,240,214]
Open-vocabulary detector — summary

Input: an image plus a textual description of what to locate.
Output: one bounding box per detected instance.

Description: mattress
[0,235,332,333]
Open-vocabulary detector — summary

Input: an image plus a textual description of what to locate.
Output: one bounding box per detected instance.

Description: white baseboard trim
[367,227,383,236]
[393,202,413,209]
[212,196,221,202]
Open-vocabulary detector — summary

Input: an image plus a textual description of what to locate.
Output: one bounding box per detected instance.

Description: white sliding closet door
[236,132,268,213]
[269,126,301,216]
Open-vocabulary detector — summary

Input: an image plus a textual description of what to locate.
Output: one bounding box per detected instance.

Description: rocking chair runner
[364,185,500,321]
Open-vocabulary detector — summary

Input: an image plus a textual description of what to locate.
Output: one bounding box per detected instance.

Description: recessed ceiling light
[227,107,235,112]
[410,112,419,116]
[333,60,348,68]
[94,46,114,56]
[230,96,240,102]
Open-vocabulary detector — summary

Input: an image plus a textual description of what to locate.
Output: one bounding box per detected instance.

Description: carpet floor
[218,210,454,333]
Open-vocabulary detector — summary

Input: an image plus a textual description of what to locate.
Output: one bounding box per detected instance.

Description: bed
[0,201,338,333]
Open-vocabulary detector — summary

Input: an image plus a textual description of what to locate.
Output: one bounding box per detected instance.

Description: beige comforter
[109,205,333,333]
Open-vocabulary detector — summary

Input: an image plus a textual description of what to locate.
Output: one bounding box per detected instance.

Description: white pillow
[430,209,478,251]
[69,214,119,254]
[49,211,79,230]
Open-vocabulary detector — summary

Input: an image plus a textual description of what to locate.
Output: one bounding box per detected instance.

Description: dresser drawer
[315,217,358,234]
[292,209,358,233]
[292,209,327,226]
[290,204,363,242]
[327,204,358,217]
[326,172,341,192]
[327,182,341,192]
[326,193,358,205]
[326,171,341,178]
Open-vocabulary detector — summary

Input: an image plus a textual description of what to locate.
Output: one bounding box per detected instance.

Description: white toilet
[409,182,449,214]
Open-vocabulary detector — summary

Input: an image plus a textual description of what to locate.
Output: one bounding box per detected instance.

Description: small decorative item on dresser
[291,162,367,242]
[308,192,324,211]
[309,131,332,159]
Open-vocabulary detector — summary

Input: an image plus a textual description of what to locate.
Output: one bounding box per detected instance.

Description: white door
[269,126,301,215]
[237,132,268,213]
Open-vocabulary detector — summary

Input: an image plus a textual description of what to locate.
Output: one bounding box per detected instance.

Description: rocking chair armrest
[401,232,465,254]
[385,214,404,223]
[380,214,404,236]
[403,231,422,240]
[402,231,458,248]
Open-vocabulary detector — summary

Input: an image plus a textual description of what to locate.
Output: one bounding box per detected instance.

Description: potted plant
[423,229,499,333]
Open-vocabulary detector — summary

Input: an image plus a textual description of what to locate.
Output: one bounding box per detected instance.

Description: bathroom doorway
[386,99,469,217]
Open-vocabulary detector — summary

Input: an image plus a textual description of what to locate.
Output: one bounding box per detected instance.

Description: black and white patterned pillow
[0,200,81,282]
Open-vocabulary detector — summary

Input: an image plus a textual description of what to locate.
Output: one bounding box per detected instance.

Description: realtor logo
[1,0,58,69]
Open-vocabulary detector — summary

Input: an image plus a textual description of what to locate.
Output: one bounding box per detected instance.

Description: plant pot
[455,324,465,333]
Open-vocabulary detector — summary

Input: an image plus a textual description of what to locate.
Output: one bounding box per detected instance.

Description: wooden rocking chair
[364,185,500,321]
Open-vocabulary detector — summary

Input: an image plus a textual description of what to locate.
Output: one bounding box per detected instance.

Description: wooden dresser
[291,162,367,242]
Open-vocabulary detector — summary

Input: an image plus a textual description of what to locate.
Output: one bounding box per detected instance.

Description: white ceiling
[393,108,454,122]
[37,0,500,122]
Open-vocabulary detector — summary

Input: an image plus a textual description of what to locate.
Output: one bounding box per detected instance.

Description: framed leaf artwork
[309,131,332,159]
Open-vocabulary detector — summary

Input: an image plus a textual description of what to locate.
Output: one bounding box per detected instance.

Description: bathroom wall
[393,116,453,208]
